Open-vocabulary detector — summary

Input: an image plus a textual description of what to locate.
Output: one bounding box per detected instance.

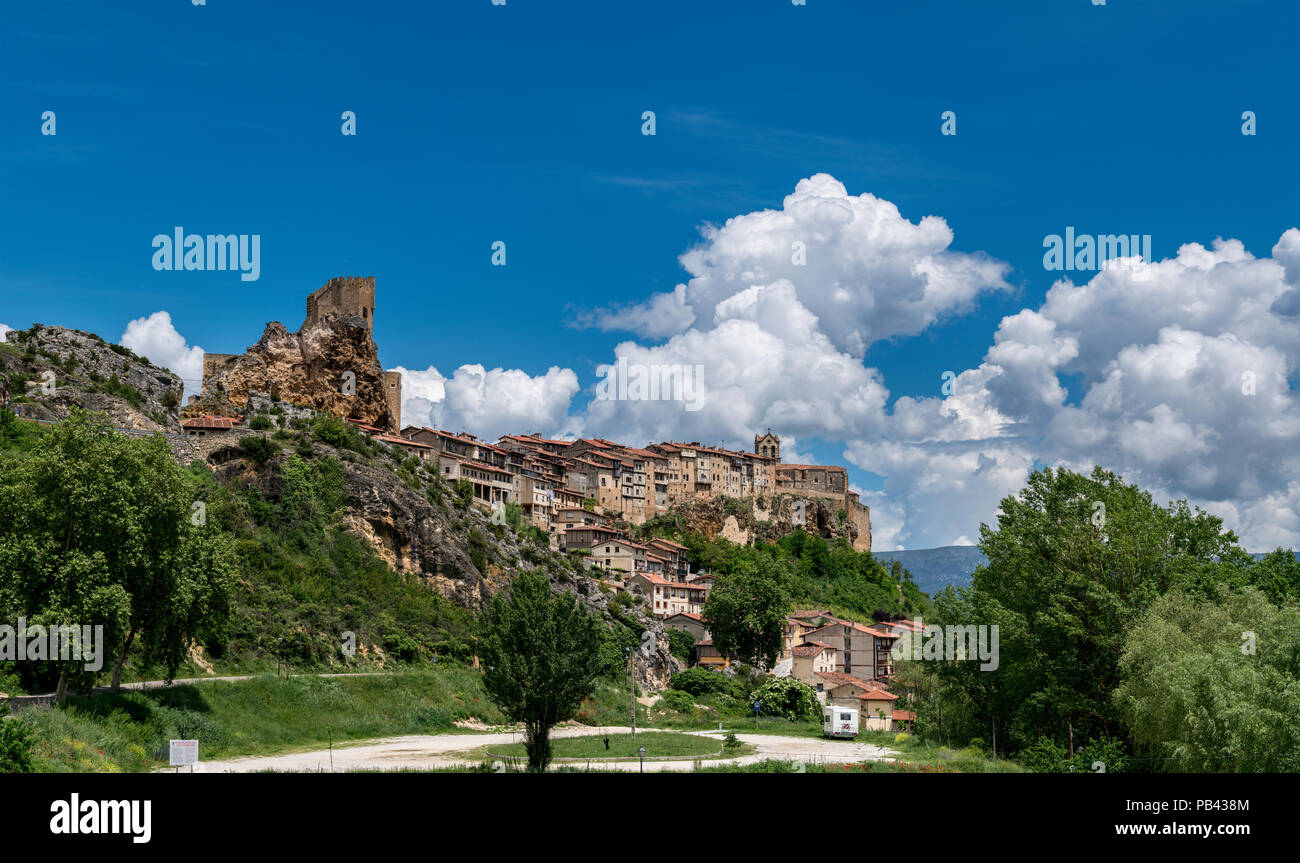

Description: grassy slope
[21,667,505,772]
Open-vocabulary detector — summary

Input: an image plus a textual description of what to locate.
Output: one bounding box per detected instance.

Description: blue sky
[2,1,1298,549]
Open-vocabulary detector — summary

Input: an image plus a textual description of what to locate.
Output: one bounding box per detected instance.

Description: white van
[822,705,859,739]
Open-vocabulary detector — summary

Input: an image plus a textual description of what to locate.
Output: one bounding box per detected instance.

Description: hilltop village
[176,279,897,692]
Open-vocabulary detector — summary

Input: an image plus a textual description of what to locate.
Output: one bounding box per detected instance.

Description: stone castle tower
[303,277,402,429]
[195,276,401,433]
[755,429,780,461]
[304,276,376,333]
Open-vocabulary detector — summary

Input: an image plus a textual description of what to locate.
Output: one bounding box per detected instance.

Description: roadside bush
[752,677,820,722]
[0,708,36,773]
[669,667,732,697]
[1019,736,1070,773]
[1074,737,1128,774]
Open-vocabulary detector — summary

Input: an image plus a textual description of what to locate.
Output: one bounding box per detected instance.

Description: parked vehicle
[822,705,859,739]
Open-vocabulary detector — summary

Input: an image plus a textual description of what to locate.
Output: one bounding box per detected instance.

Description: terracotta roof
[666,612,703,621]
[815,671,877,691]
[635,572,707,588]
[374,433,431,447]
[181,415,241,429]
[792,642,831,657]
[647,537,689,550]
[803,620,894,639]
[452,459,512,476]
[858,688,899,702]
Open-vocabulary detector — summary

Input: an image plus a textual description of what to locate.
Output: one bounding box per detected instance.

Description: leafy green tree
[702,556,790,669]
[477,572,604,772]
[1246,549,1300,606]
[0,409,238,700]
[970,466,1248,748]
[665,628,695,663]
[1115,586,1300,772]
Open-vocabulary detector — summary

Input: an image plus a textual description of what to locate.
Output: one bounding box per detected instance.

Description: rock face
[0,325,183,431]
[184,313,397,432]
[661,494,862,549]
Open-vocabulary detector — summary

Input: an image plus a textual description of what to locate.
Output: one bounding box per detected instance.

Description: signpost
[169,739,199,773]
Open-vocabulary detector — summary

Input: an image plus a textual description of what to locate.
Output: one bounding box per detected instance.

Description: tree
[1246,549,1300,606]
[701,557,790,669]
[477,572,604,772]
[969,466,1248,748]
[1115,586,1300,772]
[665,628,695,663]
[0,409,238,700]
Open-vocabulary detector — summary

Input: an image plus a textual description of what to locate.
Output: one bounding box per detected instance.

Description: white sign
[169,739,198,766]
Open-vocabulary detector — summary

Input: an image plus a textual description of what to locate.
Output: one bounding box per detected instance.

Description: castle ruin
[193,276,402,433]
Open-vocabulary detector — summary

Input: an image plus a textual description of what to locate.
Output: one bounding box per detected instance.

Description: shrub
[1074,736,1128,774]
[0,708,35,773]
[723,731,742,752]
[454,479,474,508]
[894,732,910,745]
[1019,736,1070,773]
[659,690,694,713]
[239,435,277,464]
[310,414,354,450]
[248,414,273,431]
[752,677,820,722]
[669,667,731,697]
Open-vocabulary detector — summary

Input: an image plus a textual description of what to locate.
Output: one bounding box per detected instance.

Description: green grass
[485,731,721,761]
[20,667,506,772]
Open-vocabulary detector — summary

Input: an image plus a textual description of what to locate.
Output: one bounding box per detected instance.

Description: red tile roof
[858,688,899,702]
[181,415,242,430]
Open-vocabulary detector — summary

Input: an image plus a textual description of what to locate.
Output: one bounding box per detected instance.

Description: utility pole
[627,647,637,738]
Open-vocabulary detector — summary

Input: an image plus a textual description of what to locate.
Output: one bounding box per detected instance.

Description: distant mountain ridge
[871,546,986,595]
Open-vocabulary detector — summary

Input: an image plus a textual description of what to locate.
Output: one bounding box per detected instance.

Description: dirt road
[174,727,895,773]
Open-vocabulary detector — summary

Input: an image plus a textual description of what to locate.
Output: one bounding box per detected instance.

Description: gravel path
[170,726,896,773]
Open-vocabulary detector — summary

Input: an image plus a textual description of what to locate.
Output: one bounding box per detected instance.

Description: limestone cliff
[184,312,397,432]
[651,493,868,550]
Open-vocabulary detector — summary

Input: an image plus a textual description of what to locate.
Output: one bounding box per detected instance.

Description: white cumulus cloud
[394,363,581,442]
[119,311,205,400]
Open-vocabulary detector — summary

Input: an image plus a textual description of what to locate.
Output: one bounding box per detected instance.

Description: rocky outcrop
[0,325,183,431]
[659,494,862,549]
[184,313,396,432]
